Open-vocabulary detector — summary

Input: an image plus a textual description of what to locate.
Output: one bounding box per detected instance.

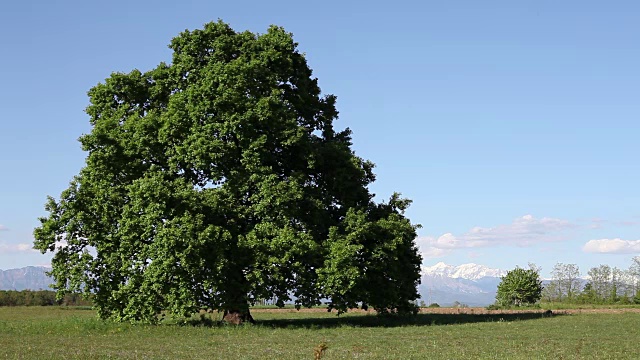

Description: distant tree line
[0,290,93,307]
[542,256,640,305]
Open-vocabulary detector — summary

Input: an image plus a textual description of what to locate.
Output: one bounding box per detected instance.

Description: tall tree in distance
[630,256,640,301]
[550,263,581,301]
[588,264,612,302]
[33,21,422,324]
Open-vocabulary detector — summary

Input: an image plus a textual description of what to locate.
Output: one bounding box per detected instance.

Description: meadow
[1,307,639,359]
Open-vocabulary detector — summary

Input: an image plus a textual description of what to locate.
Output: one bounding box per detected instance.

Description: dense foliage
[496,266,543,306]
[0,290,91,307]
[33,21,422,323]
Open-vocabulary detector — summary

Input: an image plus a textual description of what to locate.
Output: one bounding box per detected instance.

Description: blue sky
[1,0,639,277]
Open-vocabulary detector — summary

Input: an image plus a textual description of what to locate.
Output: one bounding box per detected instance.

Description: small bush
[496,266,543,306]
[452,301,469,308]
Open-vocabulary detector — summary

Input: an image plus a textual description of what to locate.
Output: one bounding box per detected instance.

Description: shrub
[496,266,543,306]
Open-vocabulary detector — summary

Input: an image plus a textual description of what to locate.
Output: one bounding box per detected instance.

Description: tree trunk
[220,268,253,325]
[221,239,253,325]
[222,308,255,325]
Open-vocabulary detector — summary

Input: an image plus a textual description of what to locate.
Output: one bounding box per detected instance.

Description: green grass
[1,307,639,359]
[487,302,640,311]
[539,302,640,310]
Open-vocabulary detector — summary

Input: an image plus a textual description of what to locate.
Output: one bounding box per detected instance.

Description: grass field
[1,307,639,359]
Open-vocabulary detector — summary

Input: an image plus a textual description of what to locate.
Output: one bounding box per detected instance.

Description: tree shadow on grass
[255,312,564,329]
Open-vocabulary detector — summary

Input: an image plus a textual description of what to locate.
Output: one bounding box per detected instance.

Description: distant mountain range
[418,262,507,307]
[0,266,54,291]
[1,262,508,306]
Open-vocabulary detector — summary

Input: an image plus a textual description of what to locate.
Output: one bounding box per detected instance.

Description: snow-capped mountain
[418,262,506,306]
[422,262,507,280]
[2,262,506,307]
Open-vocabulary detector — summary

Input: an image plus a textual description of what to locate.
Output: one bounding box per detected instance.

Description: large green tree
[496,265,543,307]
[33,21,422,324]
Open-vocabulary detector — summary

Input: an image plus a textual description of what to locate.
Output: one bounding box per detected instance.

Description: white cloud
[417,244,450,258]
[417,215,574,258]
[0,225,8,231]
[0,243,38,254]
[583,239,640,254]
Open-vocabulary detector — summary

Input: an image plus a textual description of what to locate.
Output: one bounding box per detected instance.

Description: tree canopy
[496,265,543,307]
[33,20,422,324]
